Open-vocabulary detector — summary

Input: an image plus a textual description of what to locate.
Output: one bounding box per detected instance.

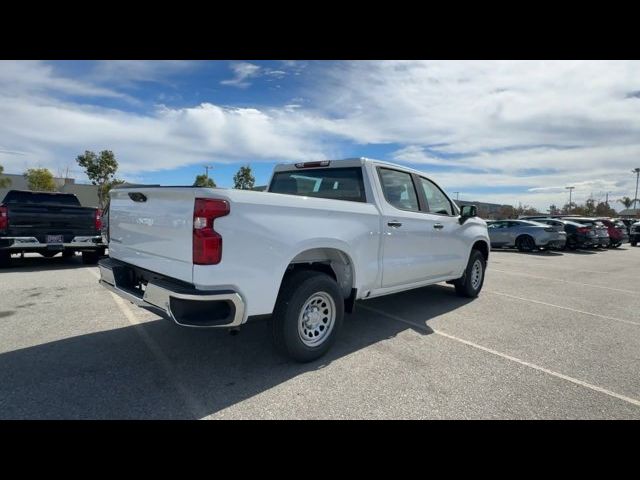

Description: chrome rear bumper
[98,258,245,328]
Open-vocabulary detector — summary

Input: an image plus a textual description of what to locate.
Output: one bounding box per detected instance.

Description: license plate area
[46,235,64,244]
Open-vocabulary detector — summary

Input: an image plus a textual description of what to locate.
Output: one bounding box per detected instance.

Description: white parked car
[99,158,490,361]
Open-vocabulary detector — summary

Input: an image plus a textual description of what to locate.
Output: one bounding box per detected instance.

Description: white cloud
[88,60,199,86]
[220,62,262,88]
[0,60,129,100]
[0,95,328,179]
[392,145,457,166]
[2,60,640,211]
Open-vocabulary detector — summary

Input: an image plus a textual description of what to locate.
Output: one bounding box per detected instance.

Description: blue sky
[1,60,639,209]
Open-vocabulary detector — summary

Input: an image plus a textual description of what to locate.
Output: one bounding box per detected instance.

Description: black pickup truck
[0,190,106,267]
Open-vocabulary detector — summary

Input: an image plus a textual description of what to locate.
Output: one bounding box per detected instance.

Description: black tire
[453,249,486,298]
[81,251,100,264]
[271,270,344,363]
[0,251,10,268]
[632,241,638,247]
[516,235,535,252]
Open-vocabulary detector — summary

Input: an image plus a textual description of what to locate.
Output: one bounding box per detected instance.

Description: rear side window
[269,167,366,203]
[378,168,420,212]
[2,191,80,206]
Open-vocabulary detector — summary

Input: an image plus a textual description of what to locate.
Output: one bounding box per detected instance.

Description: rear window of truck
[269,167,366,203]
[2,191,81,206]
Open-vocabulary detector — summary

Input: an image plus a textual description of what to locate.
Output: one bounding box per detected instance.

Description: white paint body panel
[106,159,490,321]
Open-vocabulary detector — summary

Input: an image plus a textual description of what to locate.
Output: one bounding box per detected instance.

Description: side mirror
[459,205,477,224]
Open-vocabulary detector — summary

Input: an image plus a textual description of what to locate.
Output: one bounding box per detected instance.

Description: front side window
[419,177,454,215]
[378,168,420,212]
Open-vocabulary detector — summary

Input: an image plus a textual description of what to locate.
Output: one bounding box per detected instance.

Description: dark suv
[534,218,597,249]
[631,222,640,246]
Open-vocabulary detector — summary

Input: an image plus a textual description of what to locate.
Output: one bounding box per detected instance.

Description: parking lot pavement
[0,247,639,419]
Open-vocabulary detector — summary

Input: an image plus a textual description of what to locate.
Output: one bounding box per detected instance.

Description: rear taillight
[193,198,229,265]
[94,208,102,231]
[0,205,7,230]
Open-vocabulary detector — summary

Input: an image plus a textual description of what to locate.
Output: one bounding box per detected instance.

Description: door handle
[433,223,444,230]
[387,221,403,228]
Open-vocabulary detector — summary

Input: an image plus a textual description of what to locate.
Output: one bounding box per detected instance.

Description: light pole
[566,186,575,213]
[633,168,640,210]
[204,165,214,179]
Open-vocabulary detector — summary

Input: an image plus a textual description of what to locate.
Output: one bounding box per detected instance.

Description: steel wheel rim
[471,259,483,290]
[298,292,336,347]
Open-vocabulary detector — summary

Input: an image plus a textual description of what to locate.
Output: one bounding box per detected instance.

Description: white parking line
[489,268,637,295]
[485,290,640,327]
[491,259,611,275]
[86,267,207,419]
[358,304,640,409]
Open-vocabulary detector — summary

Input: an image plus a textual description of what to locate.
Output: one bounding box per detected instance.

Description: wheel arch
[471,239,489,261]
[281,247,356,301]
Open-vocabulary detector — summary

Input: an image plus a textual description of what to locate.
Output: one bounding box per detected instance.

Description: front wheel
[271,270,344,363]
[453,249,486,298]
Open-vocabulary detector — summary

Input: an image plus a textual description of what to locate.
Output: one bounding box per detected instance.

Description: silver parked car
[487,220,567,252]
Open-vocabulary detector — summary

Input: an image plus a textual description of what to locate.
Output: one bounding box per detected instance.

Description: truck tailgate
[6,204,98,241]
[108,188,198,284]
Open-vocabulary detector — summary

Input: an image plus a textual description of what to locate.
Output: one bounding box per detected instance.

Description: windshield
[269,167,366,203]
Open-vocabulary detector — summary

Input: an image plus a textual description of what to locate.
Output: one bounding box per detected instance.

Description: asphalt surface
[1,245,639,419]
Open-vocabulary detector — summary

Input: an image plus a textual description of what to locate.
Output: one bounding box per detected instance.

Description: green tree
[24,168,57,191]
[583,198,596,217]
[193,174,216,188]
[513,203,540,217]
[76,150,121,208]
[595,201,616,217]
[496,205,516,219]
[548,204,561,215]
[0,164,11,188]
[617,196,633,209]
[233,165,255,190]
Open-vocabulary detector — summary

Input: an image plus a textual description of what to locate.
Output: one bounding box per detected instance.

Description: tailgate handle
[128,192,147,202]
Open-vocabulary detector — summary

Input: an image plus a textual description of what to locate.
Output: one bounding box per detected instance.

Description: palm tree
[618,196,634,209]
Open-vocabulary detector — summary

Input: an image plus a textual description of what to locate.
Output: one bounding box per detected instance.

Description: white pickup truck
[99,158,490,361]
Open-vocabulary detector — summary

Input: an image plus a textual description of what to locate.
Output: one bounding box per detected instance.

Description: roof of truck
[272,157,435,177]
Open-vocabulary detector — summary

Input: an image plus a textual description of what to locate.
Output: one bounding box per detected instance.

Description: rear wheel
[271,270,344,363]
[0,251,10,268]
[516,235,535,252]
[632,240,638,247]
[453,249,486,298]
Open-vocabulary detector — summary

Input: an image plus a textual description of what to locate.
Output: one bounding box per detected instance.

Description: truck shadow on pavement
[491,248,564,256]
[1,254,104,272]
[0,284,470,419]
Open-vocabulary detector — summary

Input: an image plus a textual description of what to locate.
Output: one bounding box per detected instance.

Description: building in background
[618,208,640,218]
[455,200,510,218]
[0,173,100,206]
